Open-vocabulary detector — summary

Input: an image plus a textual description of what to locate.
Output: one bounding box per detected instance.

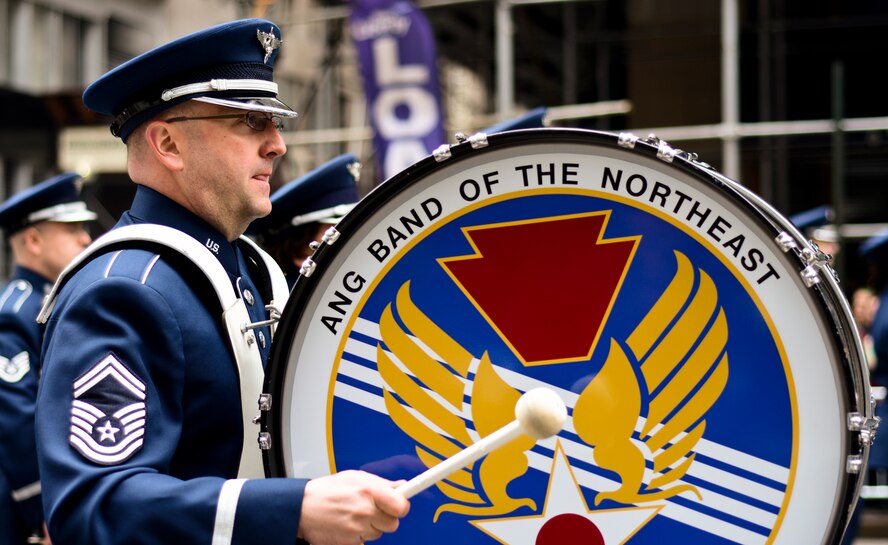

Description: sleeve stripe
[103,250,123,278]
[141,254,161,284]
[212,479,247,545]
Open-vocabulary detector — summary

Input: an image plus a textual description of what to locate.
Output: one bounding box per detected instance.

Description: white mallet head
[514,387,568,439]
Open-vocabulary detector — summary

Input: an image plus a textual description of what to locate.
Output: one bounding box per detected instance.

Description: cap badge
[257,27,282,64]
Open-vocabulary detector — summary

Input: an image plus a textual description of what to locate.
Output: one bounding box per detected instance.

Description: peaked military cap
[0,172,97,235]
[860,228,888,262]
[789,204,839,243]
[83,18,297,141]
[248,154,361,244]
[789,205,833,233]
[482,107,549,134]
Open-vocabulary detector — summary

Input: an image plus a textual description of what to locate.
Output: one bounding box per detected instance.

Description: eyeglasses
[164,111,284,132]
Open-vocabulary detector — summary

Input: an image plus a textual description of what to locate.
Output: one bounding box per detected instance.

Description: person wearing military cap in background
[860,230,888,486]
[248,153,361,287]
[791,205,869,545]
[35,19,408,545]
[481,106,549,134]
[0,172,96,545]
[789,205,840,263]
[792,206,879,368]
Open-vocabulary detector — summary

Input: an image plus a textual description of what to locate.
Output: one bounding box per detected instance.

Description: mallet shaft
[396,420,522,499]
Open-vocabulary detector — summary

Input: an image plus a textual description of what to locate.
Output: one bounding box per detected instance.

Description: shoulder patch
[0,279,33,313]
[70,354,147,465]
[0,351,30,383]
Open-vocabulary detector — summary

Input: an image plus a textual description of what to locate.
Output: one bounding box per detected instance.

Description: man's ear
[144,121,185,172]
[19,225,43,255]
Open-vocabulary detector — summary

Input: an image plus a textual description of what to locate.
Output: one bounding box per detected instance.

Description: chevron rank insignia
[70,354,146,465]
[0,351,30,383]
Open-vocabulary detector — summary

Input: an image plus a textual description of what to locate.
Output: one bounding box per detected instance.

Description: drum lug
[656,140,677,163]
[300,256,317,278]
[322,226,341,246]
[618,132,638,148]
[258,431,272,451]
[849,412,880,447]
[774,233,837,288]
[468,132,489,149]
[798,245,837,287]
[800,264,821,287]
[433,144,452,162]
[259,393,272,412]
[775,232,797,252]
[847,454,864,474]
[632,133,684,163]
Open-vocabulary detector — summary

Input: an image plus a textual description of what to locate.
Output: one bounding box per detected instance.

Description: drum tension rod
[241,304,282,332]
[252,394,273,424]
[847,412,880,474]
[254,394,274,450]
[453,132,489,149]
[849,412,880,443]
[623,132,709,167]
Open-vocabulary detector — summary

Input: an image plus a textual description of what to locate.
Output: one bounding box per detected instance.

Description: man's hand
[298,470,410,545]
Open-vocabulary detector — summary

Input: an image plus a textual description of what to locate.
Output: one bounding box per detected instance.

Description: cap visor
[193,96,298,118]
[291,203,357,227]
[49,211,99,223]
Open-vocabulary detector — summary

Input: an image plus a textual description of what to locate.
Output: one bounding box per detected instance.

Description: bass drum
[261,128,875,545]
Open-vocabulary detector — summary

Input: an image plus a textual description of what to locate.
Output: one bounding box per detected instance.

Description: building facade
[1,0,887,288]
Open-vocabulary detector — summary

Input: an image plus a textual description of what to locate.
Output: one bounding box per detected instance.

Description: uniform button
[258,331,266,348]
[243,289,255,305]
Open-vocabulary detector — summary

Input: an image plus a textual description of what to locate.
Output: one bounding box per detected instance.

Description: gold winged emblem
[573,250,729,505]
[379,248,728,520]
[377,281,537,520]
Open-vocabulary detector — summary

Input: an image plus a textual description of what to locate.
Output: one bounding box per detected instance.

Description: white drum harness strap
[38,224,289,479]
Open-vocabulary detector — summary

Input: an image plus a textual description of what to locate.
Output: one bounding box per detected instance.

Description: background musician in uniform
[861,230,888,496]
[35,19,408,545]
[248,153,361,286]
[0,172,96,544]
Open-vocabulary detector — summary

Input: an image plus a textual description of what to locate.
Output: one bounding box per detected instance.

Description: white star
[96,420,120,443]
[472,441,660,544]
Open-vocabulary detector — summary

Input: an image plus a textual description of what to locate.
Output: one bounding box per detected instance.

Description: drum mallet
[396,387,568,499]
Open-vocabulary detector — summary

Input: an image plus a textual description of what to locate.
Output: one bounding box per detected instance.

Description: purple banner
[349,0,446,182]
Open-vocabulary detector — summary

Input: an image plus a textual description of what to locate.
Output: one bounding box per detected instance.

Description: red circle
[536,513,605,545]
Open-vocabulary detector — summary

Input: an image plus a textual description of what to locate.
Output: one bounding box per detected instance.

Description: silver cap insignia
[257,27,282,64]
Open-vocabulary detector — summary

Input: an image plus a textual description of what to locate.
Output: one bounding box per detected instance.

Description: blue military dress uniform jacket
[36,186,306,544]
[0,266,50,544]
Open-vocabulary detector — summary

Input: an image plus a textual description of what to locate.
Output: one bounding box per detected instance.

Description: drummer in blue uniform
[248,153,361,286]
[0,172,96,545]
[35,19,408,545]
